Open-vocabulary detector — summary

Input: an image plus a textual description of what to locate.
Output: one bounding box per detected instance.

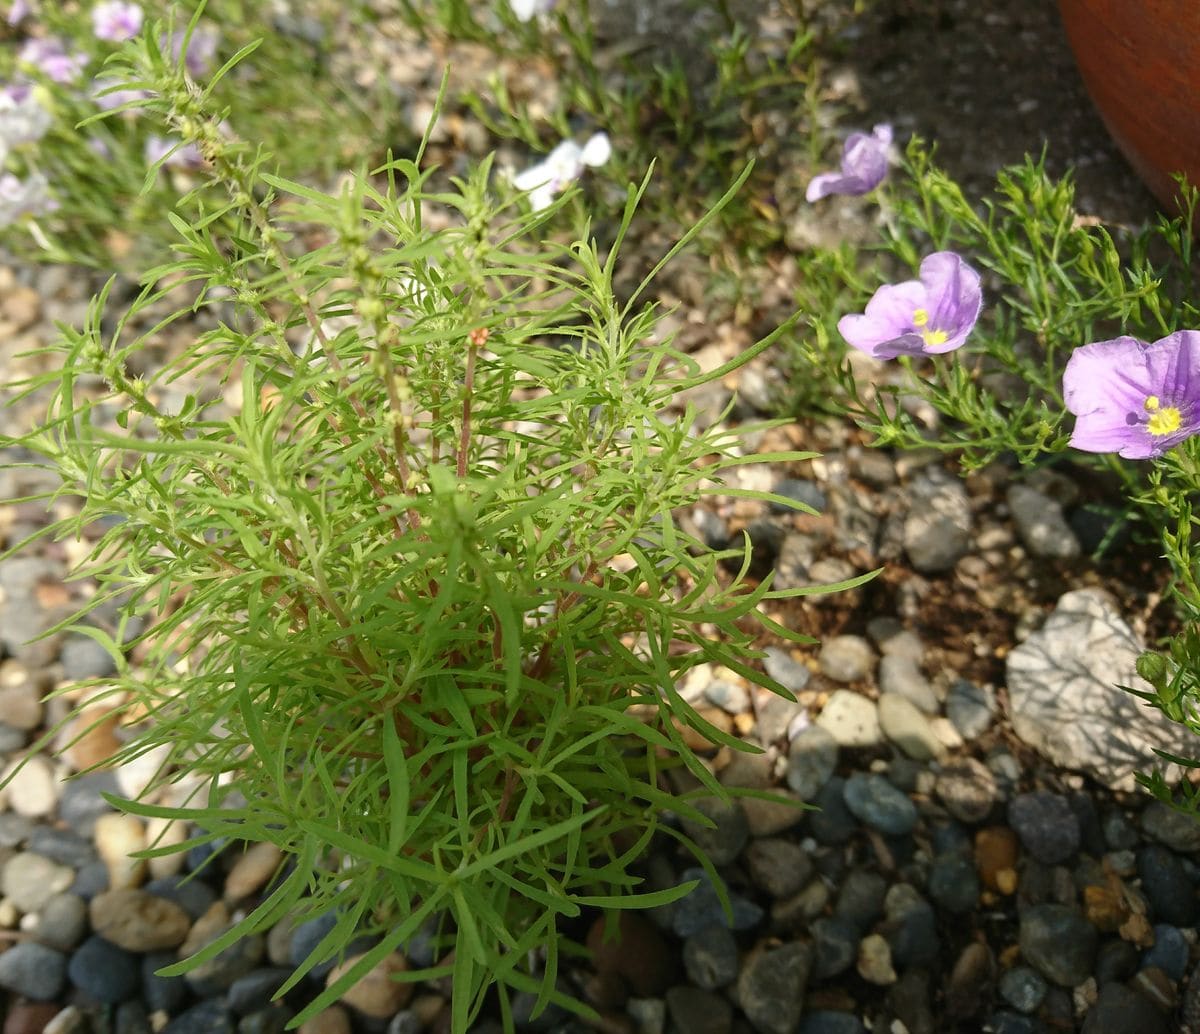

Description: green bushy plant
[5,24,851,1032]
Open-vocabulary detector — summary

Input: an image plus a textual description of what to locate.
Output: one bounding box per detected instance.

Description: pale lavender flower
[1063,331,1200,459]
[510,0,555,20]
[145,134,204,170]
[164,25,219,78]
[0,171,55,225]
[513,132,611,212]
[91,77,150,111]
[0,85,52,146]
[18,38,88,84]
[806,124,892,202]
[7,0,31,25]
[838,251,982,360]
[92,1,143,42]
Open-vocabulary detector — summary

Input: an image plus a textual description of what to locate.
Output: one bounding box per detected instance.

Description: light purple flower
[7,0,31,25]
[145,134,204,170]
[513,132,611,212]
[1063,331,1200,459]
[806,124,892,202]
[92,1,143,42]
[0,171,55,225]
[164,25,219,78]
[18,38,88,84]
[91,77,151,111]
[510,0,555,20]
[838,251,982,360]
[0,85,52,146]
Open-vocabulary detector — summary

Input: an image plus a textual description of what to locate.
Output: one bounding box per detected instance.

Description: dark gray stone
[881,887,939,969]
[786,725,837,801]
[238,1008,290,1034]
[28,826,98,868]
[764,646,812,695]
[1140,800,1200,853]
[1081,982,1170,1034]
[163,999,236,1034]
[987,1012,1039,1034]
[68,934,140,1003]
[143,950,189,1015]
[683,925,738,990]
[228,967,292,1014]
[115,1000,153,1034]
[0,812,32,847]
[834,870,887,933]
[1137,845,1198,926]
[387,1013,424,1034]
[927,853,980,914]
[1141,923,1189,981]
[145,874,219,920]
[60,634,118,680]
[744,838,813,900]
[1101,809,1139,851]
[1008,792,1080,865]
[737,941,812,1034]
[680,797,749,867]
[0,940,67,1001]
[809,778,857,845]
[1018,904,1097,987]
[810,917,857,979]
[998,966,1048,1014]
[185,929,265,996]
[842,773,917,836]
[31,892,89,952]
[672,867,763,937]
[665,985,732,1034]
[58,772,119,837]
[798,1012,866,1034]
[771,478,826,514]
[1095,939,1139,985]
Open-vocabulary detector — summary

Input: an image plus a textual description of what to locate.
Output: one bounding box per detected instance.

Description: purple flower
[92,1,143,42]
[7,0,31,25]
[1063,331,1200,459]
[164,25,219,78]
[145,134,204,170]
[0,171,55,225]
[837,251,983,360]
[18,38,88,84]
[91,77,151,111]
[806,124,892,202]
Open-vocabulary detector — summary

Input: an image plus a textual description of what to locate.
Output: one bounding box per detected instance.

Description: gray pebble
[0,940,67,1001]
[28,826,98,869]
[162,999,236,1034]
[0,812,32,847]
[238,1009,290,1034]
[664,985,732,1034]
[143,949,189,1014]
[68,934,140,1002]
[704,679,749,714]
[228,967,292,1014]
[927,854,979,914]
[786,724,838,801]
[1102,809,1139,851]
[1142,923,1189,981]
[935,758,998,825]
[682,925,738,989]
[1008,792,1080,864]
[2,851,75,913]
[763,646,811,694]
[185,929,265,996]
[842,773,917,836]
[998,966,1048,1013]
[744,838,813,899]
[1141,800,1200,853]
[672,867,763,937]
[810,917,858,979]
[0,723,27,754]
[881,885,939,968]
[816,690,881,748]
[144,875,219,921]
[877,655,938,713]
[945,679,996,739]
[771,478,826,513]
[1018,904,1097,986]
[737,941,812,1034]
[818,636,876,683]
[60,634,118,681]
[834,870,887,933]
[1008,484,1081,559]
[1081,982,1171,1034]
[31,892,89,952]
[798,1012,866,1034]
[1137,845,1198,926]
[809,777,858,845]
[902,472,971,573]
[1095,939,1140,984]
[71,860,110,900]
[680,797,749,867]
[387,1012,423,1034]
[866,617,924,661]
[988,1010,1039,1034]
[58,772,119,836]
[115,999,153,1034]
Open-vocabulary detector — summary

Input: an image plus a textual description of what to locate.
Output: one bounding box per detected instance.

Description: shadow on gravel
[833,0,1159,228]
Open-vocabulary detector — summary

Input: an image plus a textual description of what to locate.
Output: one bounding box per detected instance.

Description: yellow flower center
[912,308,929,327]
[922,328,948,347]
[1144,395,1182,436]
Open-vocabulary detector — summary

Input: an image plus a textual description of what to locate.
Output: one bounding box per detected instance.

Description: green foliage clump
[7,24,834,1033]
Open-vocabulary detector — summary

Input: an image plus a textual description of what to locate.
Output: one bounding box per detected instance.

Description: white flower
[0,171,55,227]
[0,87,51,149]
[509,0,555,21]
[512,132,611,212]
[92,1,143,42]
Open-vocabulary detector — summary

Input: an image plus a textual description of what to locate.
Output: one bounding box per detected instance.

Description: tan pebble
[974,826,1019,892]
[995,868,1018,895]
[225,842,283,901]
[145,817,188,879]
[3,756,60,818]
[0,897,19,927]
[2,285,41,331]
[739,792,806,838]
[298,1005,352,1034]
[409,994,444,1026]
[0,660,47,730]
[94,813,147,889]
[327,951,412,1018]
[89,888,191,951]
[857,933,897,985]
[61,708,122,772]
[42,1005,86,1034]
[115,743,170,799]
[179,901,230,957]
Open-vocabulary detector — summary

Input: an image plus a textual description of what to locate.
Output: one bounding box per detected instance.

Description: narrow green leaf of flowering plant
[455,806,604,880]
[382,714,411,856]
[199,38,264,99]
